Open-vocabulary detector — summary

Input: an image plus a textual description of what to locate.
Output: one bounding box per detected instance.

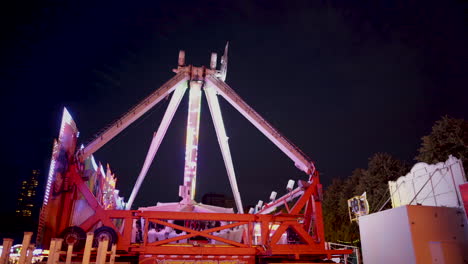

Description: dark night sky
[0,0,467,212]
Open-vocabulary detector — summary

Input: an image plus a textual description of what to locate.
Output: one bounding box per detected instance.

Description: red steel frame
[460,183,468,219]
[49,165,352,260]
[41,48,353,262]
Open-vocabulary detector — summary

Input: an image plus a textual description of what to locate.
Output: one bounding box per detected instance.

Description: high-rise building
[16,169,40,217]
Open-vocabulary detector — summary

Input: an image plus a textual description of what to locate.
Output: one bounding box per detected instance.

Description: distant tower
[16,170,40,217]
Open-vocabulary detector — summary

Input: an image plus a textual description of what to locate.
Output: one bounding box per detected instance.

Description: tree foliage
[322,153,408,244]
[356,153,408,211]
[322,116,468,244]
[416,116,468,171]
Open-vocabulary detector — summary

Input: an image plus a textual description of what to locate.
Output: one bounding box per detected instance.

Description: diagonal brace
[149,219,247,247]
[80,73,188,160]
[204,84,244,213]
[126,83,188,209]
[206,76,315,176]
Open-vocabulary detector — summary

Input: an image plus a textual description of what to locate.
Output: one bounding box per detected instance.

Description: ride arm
[204,84,244,213]
[206,75,315,176]
[78,72,189,161]
[125,84,188,210]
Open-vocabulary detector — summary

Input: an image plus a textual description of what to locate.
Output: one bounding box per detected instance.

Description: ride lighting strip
[43,141,58,207]
[44,108,73,207]
[183,81,203,200]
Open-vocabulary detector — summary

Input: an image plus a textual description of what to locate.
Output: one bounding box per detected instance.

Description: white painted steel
[287,179,295,191]
[81,73,188,160]
[206,76,314,176]
[210,53,217,70]
[182,81,203,201]
[126,83,188,209]
[204,84,244,213]
[178,50,185,67]
[219,43,228,81]
[269,191,277,201]
[389,155,467,208]
[258,186,304,214]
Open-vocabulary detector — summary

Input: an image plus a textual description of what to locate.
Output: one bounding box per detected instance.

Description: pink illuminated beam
[79,73,189,161]
[206,76,316,177]
[181,81,203,202]
[126,84,188,209]
[204,84,244,213]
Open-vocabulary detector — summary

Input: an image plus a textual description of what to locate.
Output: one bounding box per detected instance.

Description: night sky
[1,0,467,213]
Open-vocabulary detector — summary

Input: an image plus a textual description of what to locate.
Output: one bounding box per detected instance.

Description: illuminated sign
[347,192,369,222]
[183,82,203,200]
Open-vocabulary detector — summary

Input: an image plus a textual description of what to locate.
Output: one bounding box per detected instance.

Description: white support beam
[80,72,189,160]
[206,76,315,176]
[204,84,244,213]
[126,83,188,210]
[182,81,203,202]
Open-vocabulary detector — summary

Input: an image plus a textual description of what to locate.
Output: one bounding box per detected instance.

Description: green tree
[323,169,364,245]
[337,169,364,243]
[323,153,407,244]
[356,153,408,212]
[416,116,468,171]
[322,178,345,243]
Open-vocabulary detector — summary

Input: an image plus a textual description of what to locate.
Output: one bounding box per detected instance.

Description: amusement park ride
[37,44,353,263]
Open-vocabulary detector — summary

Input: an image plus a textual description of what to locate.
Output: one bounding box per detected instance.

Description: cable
[371,188,389,213]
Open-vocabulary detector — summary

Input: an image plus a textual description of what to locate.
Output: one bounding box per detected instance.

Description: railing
[327,242,361,264]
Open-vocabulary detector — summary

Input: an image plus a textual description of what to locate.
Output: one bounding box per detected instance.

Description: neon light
[43,107,73,207]
[43,108,75,207]
[183,81,203,200]
[43,141,58,206]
